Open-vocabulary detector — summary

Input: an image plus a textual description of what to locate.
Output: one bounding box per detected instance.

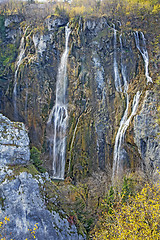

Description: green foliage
[101,187,115,214]
[0,15,18,77]
[30,146,46,173]
[121,177,134,202]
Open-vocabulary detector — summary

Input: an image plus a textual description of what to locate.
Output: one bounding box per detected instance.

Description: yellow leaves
[28,223,38,239]
[69,6,86,18]
[152,4,160,14]
[0,216,10,229]
[4,217,10,224]
[93,178,160,240]
[0,218,38,240]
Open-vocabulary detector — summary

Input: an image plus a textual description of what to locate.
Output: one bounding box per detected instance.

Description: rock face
[0,13,159,180]
[0,114,30,166]
[134,91,160,171]
[0,114,85,239]
[0,171,84,240]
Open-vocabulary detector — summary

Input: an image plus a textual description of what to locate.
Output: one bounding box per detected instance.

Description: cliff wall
[0,13,159,181]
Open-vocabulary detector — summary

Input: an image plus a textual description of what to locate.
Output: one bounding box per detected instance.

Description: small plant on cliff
[30,146,46,173]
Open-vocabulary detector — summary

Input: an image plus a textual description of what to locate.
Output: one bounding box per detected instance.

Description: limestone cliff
[0,12,159,181]
[0,113,30,165]
[134,91,160,170]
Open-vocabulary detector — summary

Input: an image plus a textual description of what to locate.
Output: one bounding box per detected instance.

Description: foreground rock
[0,114,30,166]
[0,115,85,239]
[0,171,84,240]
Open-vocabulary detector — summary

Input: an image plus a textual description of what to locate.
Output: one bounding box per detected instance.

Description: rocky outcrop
[0,170,84,240]
[134,91,160,170]
[0,114,30,166]
[0,114,85,239]
[45,16,68,31]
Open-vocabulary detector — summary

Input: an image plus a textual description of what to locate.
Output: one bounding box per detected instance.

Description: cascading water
[112,33,141,179]
[92,53,107,169]
[13,27,28,121]
[112,34,129,179]
[134,31,152,84]
[93,54,106,105]
[47,24,71,179]
[113,24,122,92]
[112,91,141,178]
[120,34,128,92]
[112,30,152,179]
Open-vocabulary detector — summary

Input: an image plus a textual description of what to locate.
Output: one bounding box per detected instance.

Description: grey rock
[0,172,85,240]
[134,91,160,170]
[84,17,108,32]
[33,33,51,56]
[4,15,22,27]
[0,114,30,166]
[45,16,68,31]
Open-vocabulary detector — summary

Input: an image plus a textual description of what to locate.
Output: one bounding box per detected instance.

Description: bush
[30,146,46,173]
[93,173,160,239]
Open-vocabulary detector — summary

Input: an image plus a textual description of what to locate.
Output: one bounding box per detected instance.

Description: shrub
[30,146,46,173]
[93,173,160,239]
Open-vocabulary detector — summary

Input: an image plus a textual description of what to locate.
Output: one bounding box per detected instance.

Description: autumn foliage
[92,173,160,239]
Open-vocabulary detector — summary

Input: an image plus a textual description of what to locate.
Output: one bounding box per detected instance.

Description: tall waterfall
[13,27,28,121]
[113,24,122,92]
[47,24,71,179]
[113,91,141,178]
[112,33,141,179]
[113,34,129,178]
[134,31,152,84]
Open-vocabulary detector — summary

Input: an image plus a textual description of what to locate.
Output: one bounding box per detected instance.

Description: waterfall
[92,52,107,169]
[47,24,71,179]
[120,34,128,92]
[134,31,152,84]
[112,91,141,178]
[112,34,141,179]
[113,24,122,92]
[13,27,28,121]
[112,34,129,178]
[93,54,106,105]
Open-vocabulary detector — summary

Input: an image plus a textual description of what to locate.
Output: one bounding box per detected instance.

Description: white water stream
[134,31,152,84]
[47,24,71,179]
[112,91,141,178]
[113,24,122,92]
[112,32,141,179]
[13,27,28,121]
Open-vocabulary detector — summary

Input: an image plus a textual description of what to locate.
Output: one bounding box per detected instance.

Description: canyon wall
[0,13,159,181]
